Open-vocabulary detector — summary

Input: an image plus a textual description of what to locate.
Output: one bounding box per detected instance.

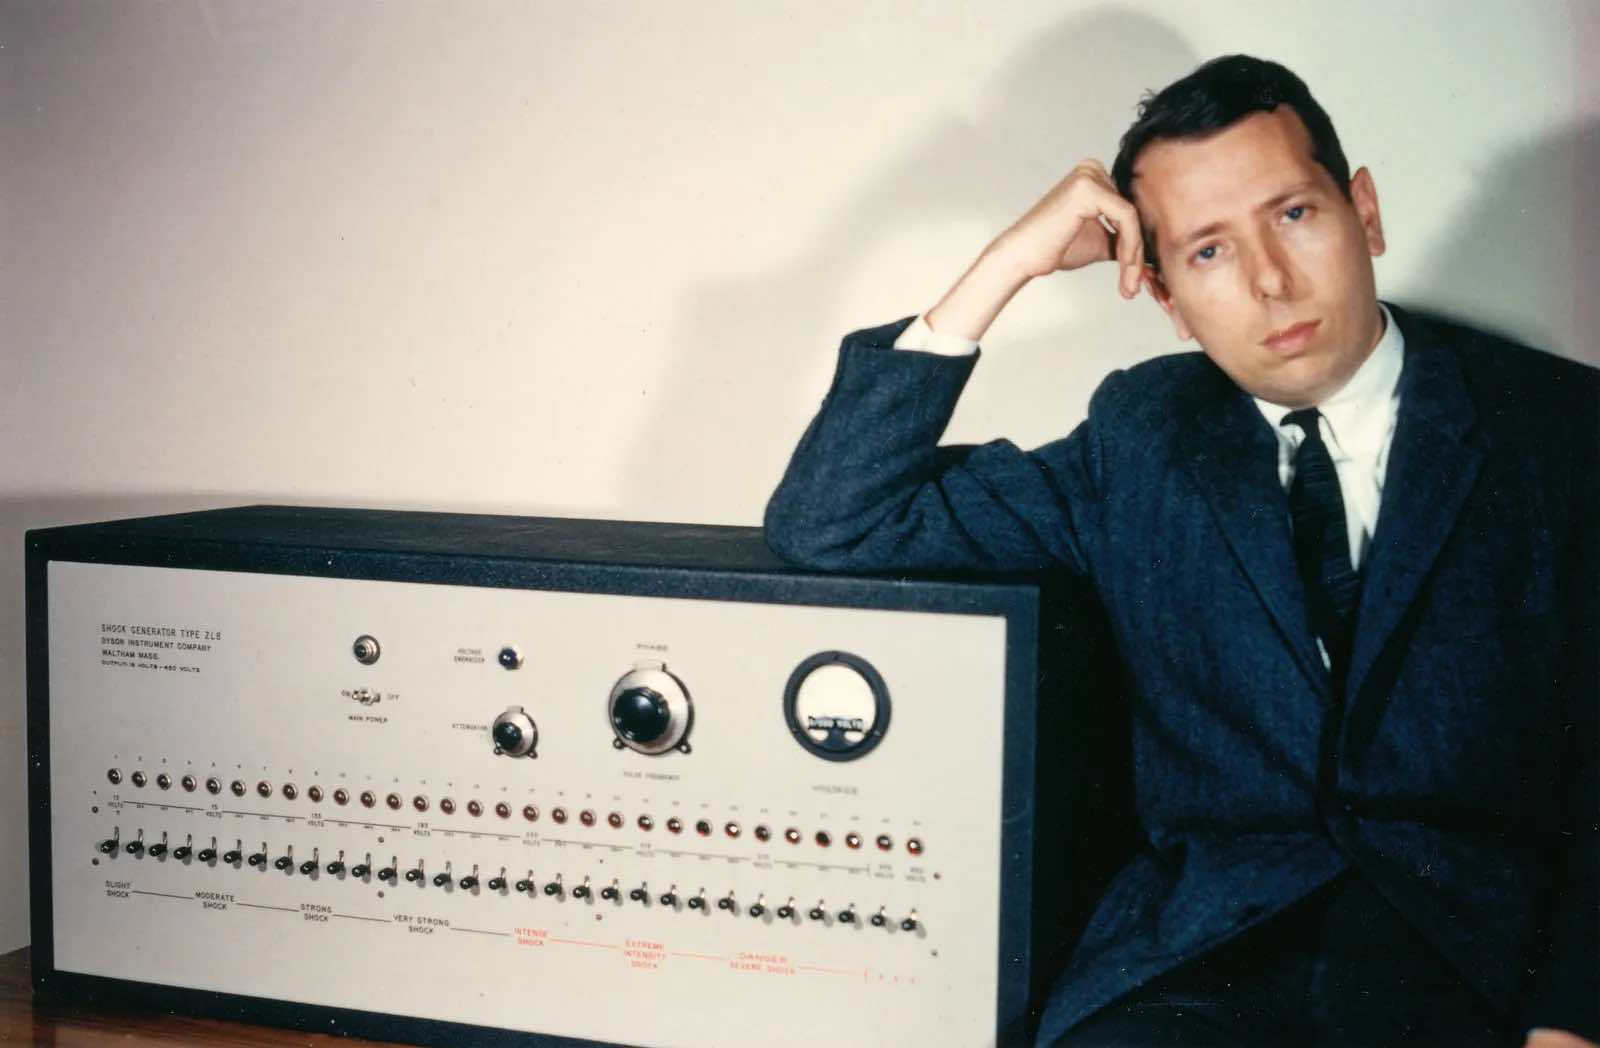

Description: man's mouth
[1261,319,1321,352]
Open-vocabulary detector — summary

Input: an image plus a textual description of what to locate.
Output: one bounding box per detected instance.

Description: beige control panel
[48,561,1011,1048]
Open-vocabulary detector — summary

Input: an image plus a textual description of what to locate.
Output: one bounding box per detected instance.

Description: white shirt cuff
[893,314,978,356]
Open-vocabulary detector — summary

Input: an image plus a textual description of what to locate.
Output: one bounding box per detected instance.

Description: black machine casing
[26,505,1127,1047]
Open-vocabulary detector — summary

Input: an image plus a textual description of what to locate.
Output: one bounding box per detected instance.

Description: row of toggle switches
[97,829,923,932]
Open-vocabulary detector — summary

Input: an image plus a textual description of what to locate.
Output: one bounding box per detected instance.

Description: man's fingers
[1097,195,1144,298]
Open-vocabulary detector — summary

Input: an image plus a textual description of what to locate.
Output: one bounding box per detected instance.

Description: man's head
[1114,56,1387,408]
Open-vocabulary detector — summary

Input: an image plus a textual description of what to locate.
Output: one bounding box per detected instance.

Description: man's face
[1134,107,1386,408]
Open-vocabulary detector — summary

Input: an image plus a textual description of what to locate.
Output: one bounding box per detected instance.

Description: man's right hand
[924,160,1148,343]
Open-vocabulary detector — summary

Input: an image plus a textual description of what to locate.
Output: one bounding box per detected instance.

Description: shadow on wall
[1405,119,1600,364]
[623,10,1200,523]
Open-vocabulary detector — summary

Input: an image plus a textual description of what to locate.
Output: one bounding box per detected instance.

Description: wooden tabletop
[0,947,413,1046]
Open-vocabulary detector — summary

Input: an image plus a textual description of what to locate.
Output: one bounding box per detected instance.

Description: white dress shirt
[1252,303,1404,572]
[894,303,1406,572]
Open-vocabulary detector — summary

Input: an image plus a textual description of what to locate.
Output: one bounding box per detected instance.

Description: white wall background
[1,0,1595,954]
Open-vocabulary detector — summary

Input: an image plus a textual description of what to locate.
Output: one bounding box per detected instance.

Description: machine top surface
[28,505,794,573]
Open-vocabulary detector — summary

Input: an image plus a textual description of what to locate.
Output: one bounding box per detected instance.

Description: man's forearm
[923,239,1034,343]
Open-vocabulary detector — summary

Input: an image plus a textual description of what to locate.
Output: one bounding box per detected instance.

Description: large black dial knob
[611,687,670,744]
[606,662,693,756]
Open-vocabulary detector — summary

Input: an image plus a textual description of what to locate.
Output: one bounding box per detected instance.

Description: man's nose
[1248,237,1295,301]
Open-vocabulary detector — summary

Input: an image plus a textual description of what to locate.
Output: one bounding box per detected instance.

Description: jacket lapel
[1180,370,1333,700]
[1345,308,1487,701]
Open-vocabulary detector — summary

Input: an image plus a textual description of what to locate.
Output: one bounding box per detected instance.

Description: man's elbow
[762,487,850,569]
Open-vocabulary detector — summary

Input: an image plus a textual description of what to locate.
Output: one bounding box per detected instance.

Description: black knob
[351,863,370,878]
[405,868,424,883]
[808,906,825,921]
[601,885,620,901]
[248,851,267,867]
[147,843,168,858]
[611,686,670,744]
[300,860,318,875]
[516,878,534,893]
[658,891,678,906]
[326,861,346,875]
[124,840,144,857]
[837,908,856,924]
[98,838,119,855]
[544,882,562,897]
[777,904,795,919]
[749,903,766,918]
[901,916,919,932]
[459,876,479,890]
[717,895,735,911]
[274,856,293,871]
[378,866,397,882]
[173,845,193,861]
[629,887,647,902]
[488,876,507,891]
[216,848,235,864]
[871,912,887,927]
[688,895,705,910]
[432,872,452,887]
[492,721,524,752]
[573,884,591,900]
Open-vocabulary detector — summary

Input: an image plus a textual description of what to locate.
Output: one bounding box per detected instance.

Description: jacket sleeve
[763,316,1113,575]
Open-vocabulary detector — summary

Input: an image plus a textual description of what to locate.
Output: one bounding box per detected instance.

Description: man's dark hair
[1112,55,1351,267]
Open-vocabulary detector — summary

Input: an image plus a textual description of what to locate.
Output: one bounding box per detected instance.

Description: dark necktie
[1282,408,1361,680]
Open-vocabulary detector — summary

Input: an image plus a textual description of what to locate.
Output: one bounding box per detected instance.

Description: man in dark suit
[765,56,1596,1046]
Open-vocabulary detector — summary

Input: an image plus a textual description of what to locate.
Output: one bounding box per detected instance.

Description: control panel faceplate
[48,561,1010,1047]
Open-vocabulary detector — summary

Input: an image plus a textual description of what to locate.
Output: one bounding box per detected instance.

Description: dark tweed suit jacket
[764,305,1598,1043]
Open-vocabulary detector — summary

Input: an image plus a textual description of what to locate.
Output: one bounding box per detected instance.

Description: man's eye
[1194,245,1219,263]
[1283,205,1306,221]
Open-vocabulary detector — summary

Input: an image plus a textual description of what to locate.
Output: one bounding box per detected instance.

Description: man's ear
[1144,269,1194,342]
[1349,166,1386,257]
